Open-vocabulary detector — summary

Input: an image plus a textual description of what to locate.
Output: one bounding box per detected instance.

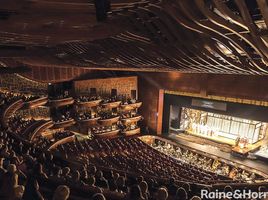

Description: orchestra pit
[1,0,268,200]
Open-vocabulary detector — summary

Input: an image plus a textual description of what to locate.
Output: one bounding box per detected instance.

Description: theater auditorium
[0,0,268,200]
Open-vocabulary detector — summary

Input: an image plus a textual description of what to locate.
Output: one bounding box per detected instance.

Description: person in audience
[62,167,72,181]
[1,145,10,158]
[88,165,97,175]
[156,187,169,200]
[50,167,63,182]
[91,193,106,200]
[190,196,201,200]
[116,176,127,193]
[182,183,191,193]
[139,180,149,200]
[22,177,44,200]
[34,163,48,179]
[52,185,70,200]
[136,176,144,184]
[106,171,117,191]
[127,184,145,200]
[87,176,96,187]
[70,170,85,186]
[95,170,109,189]
[11,172,25,200]
[9,151,22,166]
[224,185,233,192]
[168,178,178,196]
[0,164,18,199]
[175,187,188,200]
[0,157,6,188]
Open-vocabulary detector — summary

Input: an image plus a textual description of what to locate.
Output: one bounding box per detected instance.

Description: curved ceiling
[1,0,268,77]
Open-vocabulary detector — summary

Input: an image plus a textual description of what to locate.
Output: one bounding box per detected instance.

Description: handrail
[48,135,76,151]
[30,120,54,141]
[1,98,24,127]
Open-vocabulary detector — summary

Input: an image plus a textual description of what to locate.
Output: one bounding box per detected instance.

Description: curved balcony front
[47,97,74,107]
[48,135,76,151]
[94,129,120,138]
[77,117,100,126]
[98,116,120,126]
[76,99,102,108]
[122,127,141,136]
[53,118,76,129]
[120,102,142,111]
[121,115,142,125]
[30,120,54,141]
[24,96,48,109]
[101,101,121,109]
[1,99,24,127]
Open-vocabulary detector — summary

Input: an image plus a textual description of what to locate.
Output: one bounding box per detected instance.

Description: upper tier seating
[0,90,267,200]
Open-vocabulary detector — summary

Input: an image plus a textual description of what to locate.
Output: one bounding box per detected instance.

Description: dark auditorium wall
[138,72,268,134]
[74,76,137,96]
[21,66,93,83]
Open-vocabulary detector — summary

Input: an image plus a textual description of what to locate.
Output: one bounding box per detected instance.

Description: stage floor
[168,133,268,175]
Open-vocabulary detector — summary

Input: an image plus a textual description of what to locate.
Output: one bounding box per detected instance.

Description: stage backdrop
[162,94,268,135]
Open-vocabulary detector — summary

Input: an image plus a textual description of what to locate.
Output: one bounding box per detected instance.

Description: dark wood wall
[138,72,268,134]
[21,66,93,83]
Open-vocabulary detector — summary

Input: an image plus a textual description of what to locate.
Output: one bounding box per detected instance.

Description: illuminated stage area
[163,93,268,160]
[178,107,267,148]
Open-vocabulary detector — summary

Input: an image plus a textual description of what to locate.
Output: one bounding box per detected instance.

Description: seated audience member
[0,164,19,199]
[224,185,233,193]
[190,196,201,200]
[1,146,10,158]
[71,170,85,186]
[168,178,178,196]
[22,178,44,200]
[182,183,191,193]
[116,176,127,193]
[87,176,96,187]
[50,167,63,182]
[0,157,6,187]
[139,181,149,200]
[91,193,106,200]
[9,151,22,166]
[34,163,48,179]
[52,185,70,200]
[175,187,188,200]
[95,170,109,189]
[62,167,72,181]
[136,176,144,184]
[156,187,169,200]
[127,184,145,200]
[88,165,97,175]
[11,173,25,200]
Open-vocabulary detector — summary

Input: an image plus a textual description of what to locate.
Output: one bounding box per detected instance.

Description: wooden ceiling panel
[1,0,268,81]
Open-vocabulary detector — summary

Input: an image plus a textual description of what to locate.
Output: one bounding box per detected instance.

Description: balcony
[121,115,142,125]
[94,129,120,138]
[76,99,102,108]
[120,102,142,111]
[101,101,121,109]
[98,116,120,126]
[122,127,140,136]
[47,97,74,107]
